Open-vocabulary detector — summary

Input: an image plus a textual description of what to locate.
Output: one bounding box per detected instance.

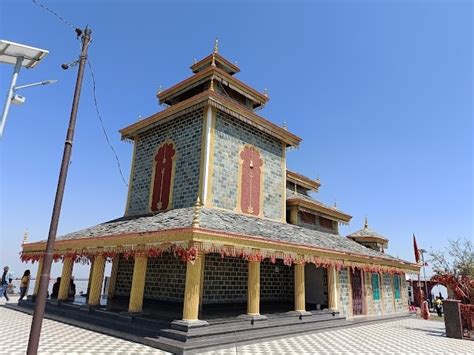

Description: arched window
[239,145,263,216]
[150,141,176,212]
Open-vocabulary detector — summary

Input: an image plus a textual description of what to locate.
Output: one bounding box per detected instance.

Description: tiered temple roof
[346,217,389,253]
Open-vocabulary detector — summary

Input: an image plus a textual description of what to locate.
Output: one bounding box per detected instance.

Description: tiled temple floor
[1,299,472,354]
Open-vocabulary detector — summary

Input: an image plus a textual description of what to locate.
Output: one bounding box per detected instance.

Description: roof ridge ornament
[22,229,29,245]
[364,215,368,229]
[192,196,203,227]
[213,38,219,54]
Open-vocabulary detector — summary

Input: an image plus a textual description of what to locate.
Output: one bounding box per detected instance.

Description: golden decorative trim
[124,139,137,216]
[281,143,286,222]
[197,107,208,201]
[205,108,216,207]
[21,227,419,273]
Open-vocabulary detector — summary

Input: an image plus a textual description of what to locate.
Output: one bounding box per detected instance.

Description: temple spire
[213,38,219,54]
[22,229,29,244]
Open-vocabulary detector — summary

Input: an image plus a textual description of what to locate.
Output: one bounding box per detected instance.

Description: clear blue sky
[1,0,472,279]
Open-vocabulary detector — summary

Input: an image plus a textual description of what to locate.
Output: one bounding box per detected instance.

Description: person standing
[19,270,31,300]
[1,266,12,301]
[435,296,443,317]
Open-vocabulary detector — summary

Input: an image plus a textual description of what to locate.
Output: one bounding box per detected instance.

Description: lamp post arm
[14,80,57,91]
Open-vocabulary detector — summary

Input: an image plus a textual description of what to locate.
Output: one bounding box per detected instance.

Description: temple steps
[9,301,412,355]
[150,311,347,353]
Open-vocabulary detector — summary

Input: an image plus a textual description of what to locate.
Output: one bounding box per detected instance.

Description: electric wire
[88,59,129,187]
[32,0,77,31]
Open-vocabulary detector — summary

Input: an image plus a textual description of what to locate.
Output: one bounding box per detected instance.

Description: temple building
[21,42,418,346]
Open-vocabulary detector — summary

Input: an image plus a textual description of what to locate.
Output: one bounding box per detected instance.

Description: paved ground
[1,296,472,354]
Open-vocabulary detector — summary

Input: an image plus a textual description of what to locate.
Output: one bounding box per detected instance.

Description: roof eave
[120,90,301,147]
[286,198,352,222]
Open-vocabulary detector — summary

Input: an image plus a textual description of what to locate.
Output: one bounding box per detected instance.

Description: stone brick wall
[116,252,294,304]
[144,254,186,301]
[364,272,382,316]
[338,268,351,317]
[126,108,204,216]
[202,254,293,304]
[211,110,285,220]
[115,253,186,302]
[202,254,247,303]
[115,255,134,296]
[261,259,293,302]
[382,273,395,313]
[394,275,407,313]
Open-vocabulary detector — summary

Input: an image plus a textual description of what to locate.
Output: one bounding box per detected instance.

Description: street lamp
[0,40,56,138]
[419,248,430,307]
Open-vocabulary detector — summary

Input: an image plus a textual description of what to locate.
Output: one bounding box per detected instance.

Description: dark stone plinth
[443,299,463,339]
[171,319,209,331]
[237,314,268,324]
[286,310,313,318]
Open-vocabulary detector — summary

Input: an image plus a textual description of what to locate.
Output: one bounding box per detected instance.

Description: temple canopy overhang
[21,207,418,274]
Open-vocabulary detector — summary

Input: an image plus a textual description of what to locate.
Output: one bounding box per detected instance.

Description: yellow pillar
[108,255,120,299]
[289,206,298,224]
[58,256,74,301]
[88,254,106,306]
[128,254,148,313]
[33,257,43,296]
[327,265,338,310]
[247,260,261,316]
[294,263,306,312]
[182,253,205,321]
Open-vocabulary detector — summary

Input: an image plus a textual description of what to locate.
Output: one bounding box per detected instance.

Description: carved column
[58,256,74,301]
[128,253,148,313]
[247,260,261,316]
[87,254,106,306]
[107,254,119,299]
[294,262,306,312]
[33,257,43,296]
[182,253,205,321]
[327,265,338,310]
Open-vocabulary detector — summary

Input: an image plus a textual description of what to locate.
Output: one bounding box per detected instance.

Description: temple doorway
[351,268,365,315]
[305,264,328,310]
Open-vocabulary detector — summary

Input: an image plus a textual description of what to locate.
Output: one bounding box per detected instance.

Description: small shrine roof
[286,188,352,223]
[346,218,389,243]
[50,207,397,262]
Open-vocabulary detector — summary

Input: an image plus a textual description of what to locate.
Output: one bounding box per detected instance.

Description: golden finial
[22,229,29,245]
[263,88,269,97]
[210,79,215,92]
[213,38,219,54]
[192,196,202,227]
[364,215,368,229]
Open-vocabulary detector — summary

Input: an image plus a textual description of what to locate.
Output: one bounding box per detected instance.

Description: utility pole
[27,27,91,354]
